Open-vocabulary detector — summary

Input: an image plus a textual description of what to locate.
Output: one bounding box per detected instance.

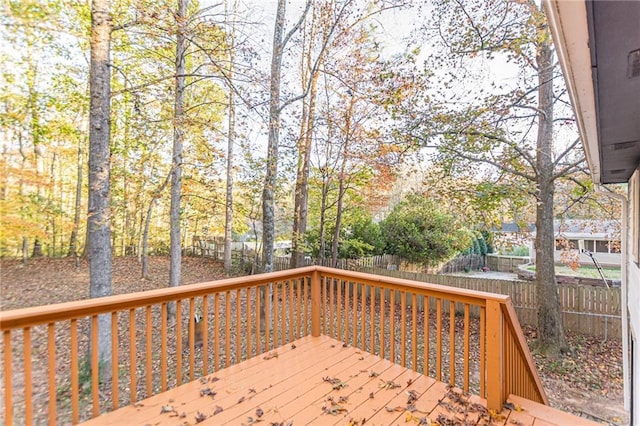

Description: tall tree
[424,0,585,355]
[262,0,312,273]
[169,0,188,308]
[88,0,113,379]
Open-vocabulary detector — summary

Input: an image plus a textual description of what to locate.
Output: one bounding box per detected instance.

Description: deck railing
[0,266,546,424]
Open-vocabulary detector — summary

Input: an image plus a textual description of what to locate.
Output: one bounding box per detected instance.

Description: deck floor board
[81,336,599,426]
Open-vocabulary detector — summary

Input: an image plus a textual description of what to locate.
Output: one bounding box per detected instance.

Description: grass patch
[525,264,621,280]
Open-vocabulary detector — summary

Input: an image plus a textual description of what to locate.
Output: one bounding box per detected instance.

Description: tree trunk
[331,96,354,267]
[169,0,188,316]
[223,0,237,274]
[534,41,567,355]
[88,0,113,381]
[142,173,171,279]
[68,141,83,257]
[291,73,319,269]
[262,0,286,274]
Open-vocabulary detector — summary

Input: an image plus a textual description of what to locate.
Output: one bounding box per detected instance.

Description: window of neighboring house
[583,239,595,252]
[595,240,609,253]
[568,239,579,250]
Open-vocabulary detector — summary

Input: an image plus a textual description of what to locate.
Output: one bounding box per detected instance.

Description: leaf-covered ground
[0,256,627,424]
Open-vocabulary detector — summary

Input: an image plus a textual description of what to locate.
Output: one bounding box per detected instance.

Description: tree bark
[68,141,84,257]
[223,0,238,274]
[262,0,287,274]
[534,41,567,355]
[169,0,188,315]
[142,172,171,279]
[88,0,113,380]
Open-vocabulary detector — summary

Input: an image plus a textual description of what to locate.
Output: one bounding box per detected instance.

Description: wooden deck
[82,335,597,426]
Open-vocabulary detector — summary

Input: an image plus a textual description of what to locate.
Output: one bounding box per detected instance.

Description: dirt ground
[0,256,628,425]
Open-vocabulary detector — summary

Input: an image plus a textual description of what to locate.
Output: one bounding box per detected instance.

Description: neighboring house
[494,220,621,266]
[550,219,621,267]
[544,1,640,424]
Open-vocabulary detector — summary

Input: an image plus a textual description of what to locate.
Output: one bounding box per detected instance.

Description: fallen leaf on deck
[379,380,401,390]
[369,371,379,377]
[213,406,223,415]
[256,407,264,418]
[369,392,375,399]
[263,351,279,360]
[238,396,246,403]
[160,405,175,414]
[200,387,216,398]
[195,411,207,423]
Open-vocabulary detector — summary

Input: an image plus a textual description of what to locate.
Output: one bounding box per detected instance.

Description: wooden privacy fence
[358,267,622,339]
[0,266,546,424]
[486,254,531,273]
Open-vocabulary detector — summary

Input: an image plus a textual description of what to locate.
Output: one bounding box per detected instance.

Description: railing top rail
[0,265,512,330]
[0,267,316,331]
[316,266,511,305]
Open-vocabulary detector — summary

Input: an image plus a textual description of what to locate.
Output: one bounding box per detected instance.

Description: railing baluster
[436,298,442,381]
[273,284,279,347]
[236,289,242,361]
[424,295,429,375]
[479,305,486,399]
[379,287,385,359]
[48,322,56,422]
[255,286,261,354]
[352,282,357,348]
[24,327,33,424]
[412,293,417,369]
[345,280,350,345]
[91,315,99,417]
[214,293,220,369]
[296,285,308,339]
[70,319,79,424]
[370,286,375,354]
[320,277,325,334]
[161,303,167,392]
[449,300,455,387]
[226,291,231,366]
[265,286,270,351]
[176,300,182,386]
[146,305,153,395]
[129,309,137,402]
[188,299,195,381]
[247,288,252,358]
[288,282,294,342]
[337,278,342,341]
[463,303,470,392]
[111,311,119,409]
[4,330,12,425]
[401,291,406,367]
[329,278,335,338]
[360,284,366,350]
[280,281,284,345]
[390,289,395,363]
[202,296,209,375]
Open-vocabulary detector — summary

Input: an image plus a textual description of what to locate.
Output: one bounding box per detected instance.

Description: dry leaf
[160,405,175,414]
[194,411,208,423]
[213,406,223,415]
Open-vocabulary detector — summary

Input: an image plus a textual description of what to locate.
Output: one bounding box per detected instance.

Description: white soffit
[543,0,601,184]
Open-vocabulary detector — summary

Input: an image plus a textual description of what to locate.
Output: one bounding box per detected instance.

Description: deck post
[485,299,504,411]
[311,269,321,337]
